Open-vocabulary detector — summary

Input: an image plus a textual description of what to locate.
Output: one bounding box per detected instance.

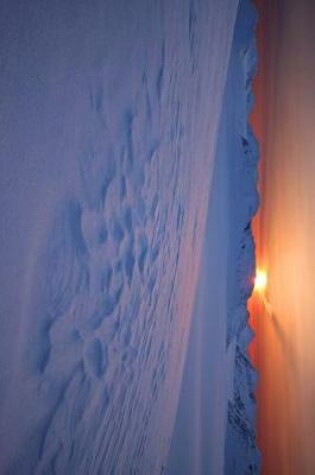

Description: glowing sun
[254,269,268,293]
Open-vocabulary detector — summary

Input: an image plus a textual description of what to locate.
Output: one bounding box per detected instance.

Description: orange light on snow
[254,269,268,294]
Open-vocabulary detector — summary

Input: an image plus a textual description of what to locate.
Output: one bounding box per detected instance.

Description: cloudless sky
[251,0,315,473]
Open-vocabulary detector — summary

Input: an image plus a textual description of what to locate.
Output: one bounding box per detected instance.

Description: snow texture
[0,0,239,473]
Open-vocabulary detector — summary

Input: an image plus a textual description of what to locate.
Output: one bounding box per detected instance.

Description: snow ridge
[224,1,261,474]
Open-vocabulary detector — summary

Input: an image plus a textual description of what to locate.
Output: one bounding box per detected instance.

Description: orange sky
[250,1,315,473]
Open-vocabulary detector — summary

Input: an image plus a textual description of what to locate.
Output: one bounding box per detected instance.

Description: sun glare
[254,268,268,293]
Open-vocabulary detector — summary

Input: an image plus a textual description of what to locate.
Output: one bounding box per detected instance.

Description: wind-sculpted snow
[0,0,238,473]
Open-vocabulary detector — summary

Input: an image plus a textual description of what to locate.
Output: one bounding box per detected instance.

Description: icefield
[0,0,260,473]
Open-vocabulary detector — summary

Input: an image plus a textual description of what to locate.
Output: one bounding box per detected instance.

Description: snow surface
[0,0,240,473]
[168,1,260,474]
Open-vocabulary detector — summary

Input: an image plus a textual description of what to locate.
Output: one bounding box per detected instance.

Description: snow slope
[168,1,260,474]
[0,0,238,473]
[167,86,236,475]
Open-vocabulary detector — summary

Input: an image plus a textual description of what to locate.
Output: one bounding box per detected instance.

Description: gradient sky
[251,0,315,473]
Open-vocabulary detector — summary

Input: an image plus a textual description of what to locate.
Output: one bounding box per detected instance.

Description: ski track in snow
[0,0,239,473]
